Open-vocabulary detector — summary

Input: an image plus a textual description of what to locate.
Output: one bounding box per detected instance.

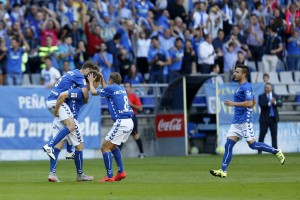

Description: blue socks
[103,152,113,178]
[74,150,83,174]
[66,141,73,153]
[249,142,278,154]
[48,127,71,147]
[50,148,60,173]
[112,147,124,173]
[222,139,236,172]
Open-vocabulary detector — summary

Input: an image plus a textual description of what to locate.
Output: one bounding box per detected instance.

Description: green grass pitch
[1,154,300,200]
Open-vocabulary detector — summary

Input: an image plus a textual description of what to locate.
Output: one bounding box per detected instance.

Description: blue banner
[0,86,101,149]
[204,83,264,124]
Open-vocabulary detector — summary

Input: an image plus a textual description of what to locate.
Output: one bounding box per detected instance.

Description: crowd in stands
[0,0,300,87]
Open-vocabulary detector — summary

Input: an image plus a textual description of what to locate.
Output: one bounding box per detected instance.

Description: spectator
[147,35,171,83]
[83,14,104,57]
[159,28,175,51]
[246,14,264,71]
[225,25,247,45]
[221,0,234,36]
[0,37,6,85]
[252,1,270,25]
[40,56,61,88]
[193,1,209,33]
[25,27,40,74]
[168,37,184,81]
[262,24,283,73]
[133,0,155,20]
[62,60,71,75]
[167,0,187,23]
[70,21,83,48]
[123,64,144,84]
[223,36,241,73]
[210,63,224,84]
[136,27,151,80]
[93,42,113,82]
[9,3,24,25]
[157,9,171,30]
[117,48,132,80]
[40,7,60,46]
[106,33,121,73]
[286,30,300,71]
[5,36,30,85]
[181,39,196,75]
[235,0,249,29]
[38,35,59,71]
[74,40,89,69]
[258,82,283,154]
[208,4,224,39]
[117,19,134,61]
[197,34,215,74]
[58,35,76,71]
[212,29,225,73]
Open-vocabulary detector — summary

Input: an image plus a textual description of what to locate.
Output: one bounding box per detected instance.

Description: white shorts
[52,117,83,147]
[105,118,134,145]
[227,122,255,142]
[46,100,73,121]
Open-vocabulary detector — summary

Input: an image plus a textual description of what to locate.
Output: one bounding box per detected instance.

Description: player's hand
[225,100,234,107]
[87,73,95,83]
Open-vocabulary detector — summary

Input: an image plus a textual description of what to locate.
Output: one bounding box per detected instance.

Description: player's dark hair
[85,70,101,83]
[81,60,99,71]
[235,64,249,76]
[109,72,122,85]
[263,73,269,78]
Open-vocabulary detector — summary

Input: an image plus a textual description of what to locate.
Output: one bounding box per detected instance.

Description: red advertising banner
[155,114,185,138]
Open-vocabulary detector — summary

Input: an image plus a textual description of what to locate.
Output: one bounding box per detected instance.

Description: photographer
[147,36,171,83]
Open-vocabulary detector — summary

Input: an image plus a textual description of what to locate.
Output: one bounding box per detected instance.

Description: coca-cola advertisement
[155,114,185,138]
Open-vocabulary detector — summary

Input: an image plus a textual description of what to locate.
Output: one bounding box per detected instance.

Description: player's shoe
[210,169,227,178]
[138,153,145,158]
[48,173,61,182]
[76,173,94,181]
[43,144,55,160]
[114,171,126,181]
[276,149,285,165]
[98,176,115,182]
[65,152,75,160]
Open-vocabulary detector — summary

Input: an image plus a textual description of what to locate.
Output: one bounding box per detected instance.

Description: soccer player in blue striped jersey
[48,71,101,182]
[43,61,98,160]
[210,65,285,178]
[88,72,134,182]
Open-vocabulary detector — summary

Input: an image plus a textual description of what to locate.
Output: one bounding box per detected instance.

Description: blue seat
[141,96,155,108]
[192,96,206,107]
[188,122,206,139]
[296,92,300,103]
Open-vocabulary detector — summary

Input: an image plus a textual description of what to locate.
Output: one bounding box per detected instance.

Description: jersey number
[124,96,130,111]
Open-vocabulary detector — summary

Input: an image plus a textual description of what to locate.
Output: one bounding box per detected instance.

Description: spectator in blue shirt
[168,37,184,82]
[286,31,300,71]
[93,42,113,82]
[123,64,144,84]
[148,35,171,83]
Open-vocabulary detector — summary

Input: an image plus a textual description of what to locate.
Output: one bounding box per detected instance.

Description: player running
[210,65,285,178]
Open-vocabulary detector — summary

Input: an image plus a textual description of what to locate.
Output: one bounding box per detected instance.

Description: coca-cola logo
[158,118,182,132]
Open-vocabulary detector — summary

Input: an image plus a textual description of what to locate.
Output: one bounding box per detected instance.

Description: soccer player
[48,70,101,182]
[210,65,285,178]
[123,82,145,158]
[43,60,98,160]
[88,72,134,182]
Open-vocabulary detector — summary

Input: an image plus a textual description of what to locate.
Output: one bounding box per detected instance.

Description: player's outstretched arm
[54,91,69,117]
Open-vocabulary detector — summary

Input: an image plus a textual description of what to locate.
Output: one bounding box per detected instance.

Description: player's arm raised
[54,91,69,117]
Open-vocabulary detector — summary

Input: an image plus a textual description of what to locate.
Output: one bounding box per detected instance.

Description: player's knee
[75,143,84,151]
[66,122,76,132]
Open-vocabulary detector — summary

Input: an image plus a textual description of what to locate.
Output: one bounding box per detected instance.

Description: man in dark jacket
[258,83,282,153]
